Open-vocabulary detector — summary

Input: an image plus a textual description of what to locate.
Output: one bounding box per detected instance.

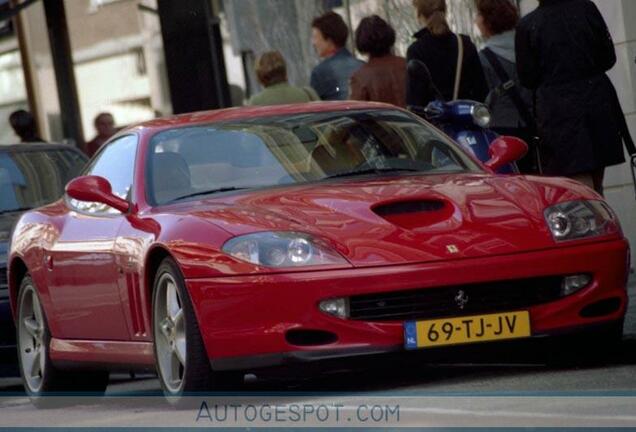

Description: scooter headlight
[471,104,491,128]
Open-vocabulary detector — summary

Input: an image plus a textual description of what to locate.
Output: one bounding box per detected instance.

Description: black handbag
[482,48,542,174]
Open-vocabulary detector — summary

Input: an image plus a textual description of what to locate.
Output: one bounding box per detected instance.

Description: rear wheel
[17,276,109,406]
[152,258,242,402]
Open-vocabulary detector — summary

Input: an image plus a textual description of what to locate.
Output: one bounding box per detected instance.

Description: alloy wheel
[18,283,46,393]
[154,272,187,394]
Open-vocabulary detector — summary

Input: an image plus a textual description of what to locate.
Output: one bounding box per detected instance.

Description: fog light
[561,274,591,296]
[319,298,349,319]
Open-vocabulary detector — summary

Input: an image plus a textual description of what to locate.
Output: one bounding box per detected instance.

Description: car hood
[168,174,597,267]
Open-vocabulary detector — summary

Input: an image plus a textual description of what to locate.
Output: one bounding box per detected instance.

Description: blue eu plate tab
[404,321,418,350]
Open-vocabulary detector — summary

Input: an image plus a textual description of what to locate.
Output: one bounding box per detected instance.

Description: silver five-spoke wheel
[154,272,186,394]
[18,283,46,393]
[152,258,244,401]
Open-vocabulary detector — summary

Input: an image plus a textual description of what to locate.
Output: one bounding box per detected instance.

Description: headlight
[471,104,491,128]
[222,232,348,268]
[544,200,619,241]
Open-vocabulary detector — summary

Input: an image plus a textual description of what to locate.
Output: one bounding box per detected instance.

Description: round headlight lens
[264,247,287,267]
[288,238,313,264]
[547,212,571,239]
[472,105,491,128]
[572,216,591,236]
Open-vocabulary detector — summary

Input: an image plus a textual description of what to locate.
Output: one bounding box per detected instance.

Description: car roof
[123,101,400,133]
[0,143,86,156]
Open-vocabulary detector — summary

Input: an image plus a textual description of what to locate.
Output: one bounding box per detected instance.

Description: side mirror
[484,136,528,173]
[66,175,130,213]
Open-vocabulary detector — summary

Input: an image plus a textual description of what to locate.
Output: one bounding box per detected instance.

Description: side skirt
[49,338,155,371]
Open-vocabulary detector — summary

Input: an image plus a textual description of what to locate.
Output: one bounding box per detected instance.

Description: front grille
[349,276,564,322]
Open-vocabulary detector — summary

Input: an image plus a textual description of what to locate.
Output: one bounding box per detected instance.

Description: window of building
[88,0,125,13]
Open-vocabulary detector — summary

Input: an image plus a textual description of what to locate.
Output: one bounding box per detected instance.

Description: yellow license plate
[404,311,531,349]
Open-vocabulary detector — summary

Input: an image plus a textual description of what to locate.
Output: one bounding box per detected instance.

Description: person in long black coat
[406,0,489,106]
[516,0,632,195]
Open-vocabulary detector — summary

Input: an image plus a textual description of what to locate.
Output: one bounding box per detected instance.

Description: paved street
[1,276,635,427]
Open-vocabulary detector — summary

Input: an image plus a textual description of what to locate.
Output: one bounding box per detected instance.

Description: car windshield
[147,109,482,205]
[0,148,87,214]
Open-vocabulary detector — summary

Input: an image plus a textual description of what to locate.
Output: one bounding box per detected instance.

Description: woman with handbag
[474,0,539,174]
[516,0,634,195]
[406,0,489,106]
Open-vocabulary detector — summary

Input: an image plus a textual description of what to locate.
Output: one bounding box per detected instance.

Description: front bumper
[0,300,16,350]
[186,239,629,371]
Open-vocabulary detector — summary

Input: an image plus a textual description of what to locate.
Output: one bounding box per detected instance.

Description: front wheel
[152,258,242,401]
[545,319,624,367]
[16,276,109,406]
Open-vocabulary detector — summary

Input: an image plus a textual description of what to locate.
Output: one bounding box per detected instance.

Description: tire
[16,275,109,407]
[584,319,624,359]
[545,319,624,367]
[152,258,242,403]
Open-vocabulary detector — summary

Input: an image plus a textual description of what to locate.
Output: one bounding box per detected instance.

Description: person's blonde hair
[255,51,288,87]
[413,0,450,36]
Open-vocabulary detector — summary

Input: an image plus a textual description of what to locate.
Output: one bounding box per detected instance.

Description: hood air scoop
[372,199,454,230]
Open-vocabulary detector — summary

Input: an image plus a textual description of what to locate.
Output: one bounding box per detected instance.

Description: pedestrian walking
[474,0,538,173]
[86,112,116,157]
[248,51,319,106]
[310,11,364,101]
[9,110,45,143]
[406,0,488,106]
[516,0,635,195]
[350,15,407,107]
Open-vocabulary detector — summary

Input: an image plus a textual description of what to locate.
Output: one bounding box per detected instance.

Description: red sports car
[7,102,630,400]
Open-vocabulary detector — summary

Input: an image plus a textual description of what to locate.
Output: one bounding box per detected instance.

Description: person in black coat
[407,0,489,106]
[516,0,633,195]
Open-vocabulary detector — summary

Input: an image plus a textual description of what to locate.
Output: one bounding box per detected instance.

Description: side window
[72,135,137,214]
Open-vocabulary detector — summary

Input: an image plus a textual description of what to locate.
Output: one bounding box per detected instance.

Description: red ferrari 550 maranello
[7,102,630,399]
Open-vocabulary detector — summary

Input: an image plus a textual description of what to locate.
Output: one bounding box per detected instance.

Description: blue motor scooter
[407,60,514,173]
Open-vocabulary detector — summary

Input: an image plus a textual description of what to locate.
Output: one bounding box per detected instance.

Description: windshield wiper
[168,187,251,203]
[0,207,33,215]
[323,167,420,180]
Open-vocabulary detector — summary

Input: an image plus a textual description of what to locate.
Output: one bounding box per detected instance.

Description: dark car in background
[1,144,87,361]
